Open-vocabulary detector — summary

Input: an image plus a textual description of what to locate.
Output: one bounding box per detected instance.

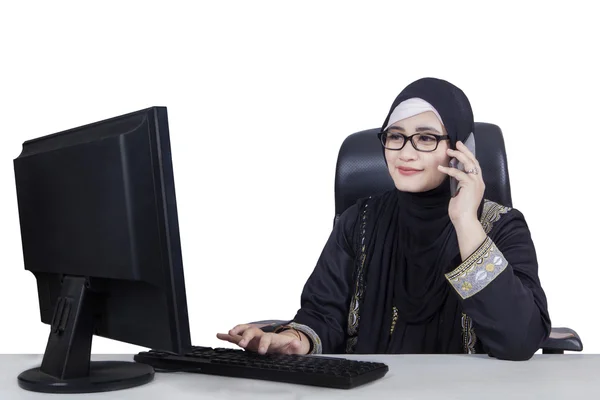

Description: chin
[392,180,427,193]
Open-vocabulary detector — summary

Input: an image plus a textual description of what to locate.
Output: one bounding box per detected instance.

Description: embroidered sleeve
[445,236,508,299]
[277,322,323,355]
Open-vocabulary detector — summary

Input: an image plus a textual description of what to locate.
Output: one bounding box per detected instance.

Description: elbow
[493,344,536,361]
[489,332,543,361]
[490,308,550,361]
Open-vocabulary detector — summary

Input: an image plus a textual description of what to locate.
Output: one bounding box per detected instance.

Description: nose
[397,141,419,162]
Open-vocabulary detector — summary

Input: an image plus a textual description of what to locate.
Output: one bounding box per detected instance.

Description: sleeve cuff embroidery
[283,322,323,355]
[445,237,508,299]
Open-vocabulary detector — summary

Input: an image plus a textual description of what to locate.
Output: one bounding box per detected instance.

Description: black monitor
[13,106,192,393]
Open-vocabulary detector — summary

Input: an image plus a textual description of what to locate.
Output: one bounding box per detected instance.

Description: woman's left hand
[437,141,485,226]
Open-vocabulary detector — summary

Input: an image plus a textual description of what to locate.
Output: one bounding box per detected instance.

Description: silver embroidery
[480,200,511,234]
[461,313,477,354]
[346,198,370,354]
[390,306,398,335]
[445,238,509,299]
[452,201,508,351]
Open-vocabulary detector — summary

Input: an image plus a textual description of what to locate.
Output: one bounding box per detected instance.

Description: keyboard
[134,346,389,389]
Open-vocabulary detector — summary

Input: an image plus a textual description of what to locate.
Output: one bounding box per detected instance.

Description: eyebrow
[387,126,442,135]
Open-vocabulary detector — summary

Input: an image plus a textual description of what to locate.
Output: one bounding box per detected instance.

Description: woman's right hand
[216,324,310,355]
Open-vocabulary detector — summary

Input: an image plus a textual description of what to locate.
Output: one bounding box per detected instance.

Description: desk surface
[2,354,599,399]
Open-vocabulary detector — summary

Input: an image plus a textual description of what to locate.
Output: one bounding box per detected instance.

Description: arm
[454,218,487,262]
[445,208,551,361]
[290,204,358,354]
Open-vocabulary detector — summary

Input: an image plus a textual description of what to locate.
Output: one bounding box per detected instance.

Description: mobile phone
[449,132,476,197]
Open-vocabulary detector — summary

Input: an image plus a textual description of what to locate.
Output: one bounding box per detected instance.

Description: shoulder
[334,202,361,244]
[355,190,395,212]
[479,199,527,235]
[335,190,395,239]
[339,190,395,221]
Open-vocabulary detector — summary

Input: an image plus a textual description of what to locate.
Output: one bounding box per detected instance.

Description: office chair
[334,123,582,354]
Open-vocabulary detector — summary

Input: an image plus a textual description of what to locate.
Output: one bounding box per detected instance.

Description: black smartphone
[449,132,476,197]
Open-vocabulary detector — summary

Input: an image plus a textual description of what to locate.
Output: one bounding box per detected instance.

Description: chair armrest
[541,327,583,354]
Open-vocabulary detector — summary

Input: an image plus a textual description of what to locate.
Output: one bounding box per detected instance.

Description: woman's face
[384,111,451,193]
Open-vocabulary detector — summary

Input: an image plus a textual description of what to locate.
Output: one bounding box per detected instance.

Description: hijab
[353,77,478,354]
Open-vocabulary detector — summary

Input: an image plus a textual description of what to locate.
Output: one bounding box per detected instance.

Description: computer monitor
[13,106,192,393]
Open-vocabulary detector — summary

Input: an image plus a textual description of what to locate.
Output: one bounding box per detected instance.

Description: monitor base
[18,360,154,393]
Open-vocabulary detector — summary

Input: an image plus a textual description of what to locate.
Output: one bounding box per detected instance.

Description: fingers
[251,332,300,355]
[451,141,483,177]
[216,323,254,345]
[216,333,230,341]
[216,332,242,345]
[217,329,269,353]
[445,144,483,183]
[446,148,475,172]
[239,327,262,348]
[217,324,263,349]
[257,334,273,355]
[253,331,304,355]
[438,164,469,182]
[455,141,478,165]
[217,329,305,355]
[229,324,251,336]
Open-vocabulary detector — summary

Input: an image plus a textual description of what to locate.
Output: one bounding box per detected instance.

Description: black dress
[290,191,551,361]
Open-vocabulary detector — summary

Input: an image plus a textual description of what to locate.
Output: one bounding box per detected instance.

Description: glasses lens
[383,133,405,149]
[413,134,438,151]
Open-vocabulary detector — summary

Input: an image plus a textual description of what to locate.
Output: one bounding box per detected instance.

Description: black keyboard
[134,346,388,389]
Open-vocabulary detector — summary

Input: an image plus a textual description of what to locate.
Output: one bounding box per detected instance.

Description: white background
[1,1,598,355]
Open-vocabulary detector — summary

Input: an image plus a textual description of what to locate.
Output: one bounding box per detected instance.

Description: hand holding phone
[449,132,476,197]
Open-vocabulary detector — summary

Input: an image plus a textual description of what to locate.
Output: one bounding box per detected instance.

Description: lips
[397,166,421,172]
[397,166,422,176]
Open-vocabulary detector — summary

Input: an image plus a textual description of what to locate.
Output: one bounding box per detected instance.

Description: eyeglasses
[379,131,450,152]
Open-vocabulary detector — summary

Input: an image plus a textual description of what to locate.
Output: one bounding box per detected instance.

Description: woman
[217,77,551,361]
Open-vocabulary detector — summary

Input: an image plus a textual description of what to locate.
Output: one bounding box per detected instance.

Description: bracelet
[275,325,302,341]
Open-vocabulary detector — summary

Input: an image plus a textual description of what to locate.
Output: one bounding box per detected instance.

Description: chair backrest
[334,122,512,224]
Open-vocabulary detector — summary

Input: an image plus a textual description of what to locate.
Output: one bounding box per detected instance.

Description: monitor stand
[17,276,154,394]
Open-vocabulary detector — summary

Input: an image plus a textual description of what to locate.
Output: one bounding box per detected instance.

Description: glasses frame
[379,131,451,152]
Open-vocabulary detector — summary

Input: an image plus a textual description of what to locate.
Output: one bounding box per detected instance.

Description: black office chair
[334,123,583,354]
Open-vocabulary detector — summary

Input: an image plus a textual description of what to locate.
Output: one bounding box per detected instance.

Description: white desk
[2,354,599,399]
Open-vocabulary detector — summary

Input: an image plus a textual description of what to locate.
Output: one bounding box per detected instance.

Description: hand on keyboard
[217,323,310,355]
[134,346,390,389]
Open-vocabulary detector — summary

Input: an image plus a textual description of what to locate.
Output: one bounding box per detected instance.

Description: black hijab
[354,77,478,354]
